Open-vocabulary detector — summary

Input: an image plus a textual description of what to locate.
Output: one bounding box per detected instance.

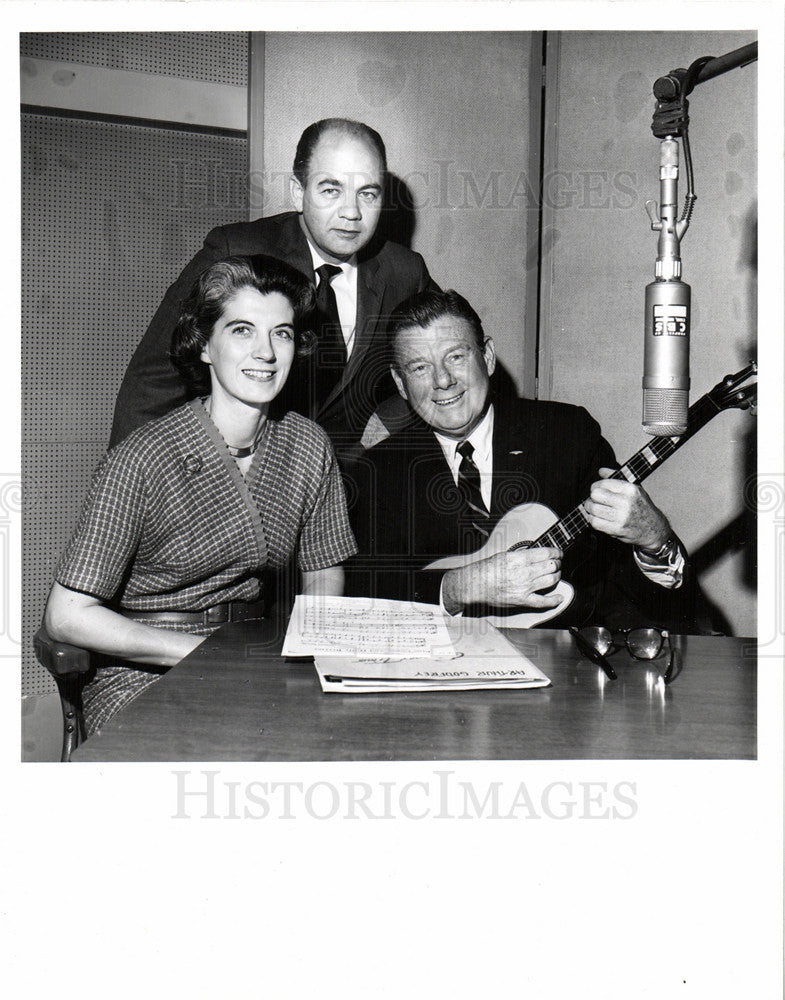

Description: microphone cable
[651,55,715,239]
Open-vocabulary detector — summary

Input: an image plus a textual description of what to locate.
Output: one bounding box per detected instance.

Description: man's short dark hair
[293,118,387,185]
[387,289,486,362]
[171,255,315,394]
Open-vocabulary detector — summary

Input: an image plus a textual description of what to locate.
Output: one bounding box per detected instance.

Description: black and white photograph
[4,3,783,998]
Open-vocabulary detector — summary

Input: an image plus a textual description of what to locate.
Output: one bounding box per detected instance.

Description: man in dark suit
[109,118,434,455]
[347,288,697,631]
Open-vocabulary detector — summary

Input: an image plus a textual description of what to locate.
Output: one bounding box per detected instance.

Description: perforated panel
[23,443,106,698]
[22,112,248,695]
[20,31,248,87]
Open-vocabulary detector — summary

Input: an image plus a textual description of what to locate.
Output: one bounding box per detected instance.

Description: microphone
[643,276,690,435]
[643,138,690,436]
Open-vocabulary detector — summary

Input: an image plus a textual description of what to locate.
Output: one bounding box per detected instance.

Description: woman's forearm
[45,582,204,667]
[300,566,345,597]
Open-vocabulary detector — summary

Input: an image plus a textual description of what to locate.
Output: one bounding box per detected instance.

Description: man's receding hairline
[306,126,385,169]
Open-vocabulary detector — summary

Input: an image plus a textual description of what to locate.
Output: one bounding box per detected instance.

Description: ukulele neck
[524,390,722,554]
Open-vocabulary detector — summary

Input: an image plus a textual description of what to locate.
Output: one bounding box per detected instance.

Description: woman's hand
[44,582,205,667]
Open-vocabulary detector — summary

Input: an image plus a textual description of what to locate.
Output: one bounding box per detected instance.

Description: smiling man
[348,288,700,631]
[109,118,435,455]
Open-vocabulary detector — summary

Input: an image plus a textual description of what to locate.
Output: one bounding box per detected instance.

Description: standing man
[348,288,698,632]
[109,118,435,455]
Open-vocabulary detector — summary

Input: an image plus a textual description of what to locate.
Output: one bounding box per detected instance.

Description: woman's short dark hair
[387,288,486,364]
[171,255,316,393]
[293,118,387,185]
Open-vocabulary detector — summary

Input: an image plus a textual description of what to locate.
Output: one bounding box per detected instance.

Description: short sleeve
[297,436,358,573]
[55,446,147,599]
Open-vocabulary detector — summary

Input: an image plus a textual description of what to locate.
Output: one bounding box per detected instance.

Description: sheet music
[282,595,456,658]
[282,597,551,693]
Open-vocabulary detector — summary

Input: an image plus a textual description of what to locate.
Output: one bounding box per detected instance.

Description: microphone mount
[651,56,715,140]
[647,43,758,244]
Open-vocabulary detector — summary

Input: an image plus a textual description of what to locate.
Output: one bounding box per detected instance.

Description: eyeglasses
[569,626,675,683]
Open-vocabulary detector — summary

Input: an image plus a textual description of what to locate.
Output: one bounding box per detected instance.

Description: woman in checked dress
[45,255,356,735]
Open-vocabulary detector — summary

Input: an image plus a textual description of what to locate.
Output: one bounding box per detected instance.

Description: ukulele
[424,362,757,628]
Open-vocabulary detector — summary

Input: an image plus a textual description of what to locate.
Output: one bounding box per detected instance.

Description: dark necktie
[315,264,347,387]
[456,440,491,543]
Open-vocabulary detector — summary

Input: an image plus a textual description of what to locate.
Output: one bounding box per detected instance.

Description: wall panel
[20,31,248,86]
[260,32,539,396]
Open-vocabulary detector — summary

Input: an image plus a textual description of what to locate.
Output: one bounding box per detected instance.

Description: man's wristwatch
[638,535,678,561]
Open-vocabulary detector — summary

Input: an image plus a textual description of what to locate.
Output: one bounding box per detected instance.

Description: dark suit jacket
[109,212,434,451]
[346,393,700,632]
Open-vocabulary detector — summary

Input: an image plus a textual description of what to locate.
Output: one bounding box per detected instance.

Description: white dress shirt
[306,241,359,359]
[434,406,495,512]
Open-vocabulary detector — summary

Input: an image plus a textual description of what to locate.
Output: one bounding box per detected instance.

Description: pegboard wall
[22,113,248,695]
[20,32,248,87]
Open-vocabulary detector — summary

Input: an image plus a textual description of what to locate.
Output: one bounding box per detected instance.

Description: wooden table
[72,622,756,761]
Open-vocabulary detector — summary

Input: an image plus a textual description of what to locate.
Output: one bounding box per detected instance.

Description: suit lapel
[273,214,316,280]
[490,398,535,517]
[354,253,383,362]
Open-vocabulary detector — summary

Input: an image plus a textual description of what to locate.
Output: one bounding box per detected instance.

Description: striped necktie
[456,440,491,541]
